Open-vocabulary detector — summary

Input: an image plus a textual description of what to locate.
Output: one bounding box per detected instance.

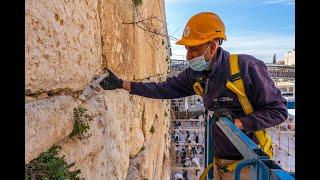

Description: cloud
[221,32,295,62]
[169,32,295,63]
[261,0,295,5]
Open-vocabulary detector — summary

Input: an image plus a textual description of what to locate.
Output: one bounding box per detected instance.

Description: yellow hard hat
[176,12,227,47]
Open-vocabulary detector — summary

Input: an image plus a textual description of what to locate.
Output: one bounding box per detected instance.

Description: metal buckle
[230,72,241,82]
[218,166,229,173]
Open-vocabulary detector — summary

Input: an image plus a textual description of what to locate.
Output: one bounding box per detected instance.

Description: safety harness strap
[199,157,240,179]
[200,54,273,178]
[227,54,254,115]
[228,54,273,157]
[193,82,203,96]
[218,54,273,173]
[199,163,214,180]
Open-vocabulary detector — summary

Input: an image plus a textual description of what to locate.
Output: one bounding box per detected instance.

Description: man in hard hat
[99,12,288,179]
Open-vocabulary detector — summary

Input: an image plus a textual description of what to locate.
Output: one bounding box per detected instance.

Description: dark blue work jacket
[130,47,288,159]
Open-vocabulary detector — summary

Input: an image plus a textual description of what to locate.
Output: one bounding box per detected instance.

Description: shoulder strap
[200,55,273,176]
[226,54,254,115]
[226,54,273,158]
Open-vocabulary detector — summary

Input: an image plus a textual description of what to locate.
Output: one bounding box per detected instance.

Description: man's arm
[129,69,195,99]
[100,68,196,99]
[122,80,131,92]
[238,60,288,132]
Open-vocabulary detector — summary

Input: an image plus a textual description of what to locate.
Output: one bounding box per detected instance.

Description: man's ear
[210,41,218,54]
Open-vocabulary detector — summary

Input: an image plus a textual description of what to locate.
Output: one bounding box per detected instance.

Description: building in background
[278,49,295,66]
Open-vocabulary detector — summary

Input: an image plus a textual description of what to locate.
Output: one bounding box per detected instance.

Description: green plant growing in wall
[70,106,94,140]
[132,0,142,7]
[25,145,81,180]
[164,111,168,117]
[140,146,145,152]
[74,106,87,117]
[150,125,155,134]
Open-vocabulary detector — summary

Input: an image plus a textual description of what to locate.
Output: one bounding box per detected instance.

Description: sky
[164,0,295,63]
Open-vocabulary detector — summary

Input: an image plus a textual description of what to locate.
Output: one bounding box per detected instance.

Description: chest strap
[226,54,254,114]
[200,54,273,178]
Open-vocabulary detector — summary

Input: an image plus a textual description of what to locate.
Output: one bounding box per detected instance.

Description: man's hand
[99,69,123,90]
[213,108,233,122]
[234,118,244,130]
[213,108,244,130]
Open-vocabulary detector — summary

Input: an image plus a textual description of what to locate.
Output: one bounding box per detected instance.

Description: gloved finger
[105,68,116,77]
[92,75,99,81]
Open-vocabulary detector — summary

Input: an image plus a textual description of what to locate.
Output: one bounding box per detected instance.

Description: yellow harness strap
[193,82,204,96]
[227,54,273,158]
[227,54,254,114]
[221,54,273,173]
[200,54,273,178]
[199,163,214,180]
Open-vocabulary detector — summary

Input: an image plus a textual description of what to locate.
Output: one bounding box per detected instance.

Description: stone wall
[25,0,171,179]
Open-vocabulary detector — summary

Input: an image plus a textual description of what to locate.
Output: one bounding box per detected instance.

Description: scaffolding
[215,118,294,180]
[268,124,295,172]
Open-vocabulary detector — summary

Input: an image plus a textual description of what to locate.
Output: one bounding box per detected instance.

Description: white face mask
[188,44,212,71]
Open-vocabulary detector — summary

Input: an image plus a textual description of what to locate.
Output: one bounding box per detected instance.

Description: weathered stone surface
[55,90,170,179]
[140,100,171,179]
[25,95,77,163]
[25,0,171,179]
[99,0,168,81]
[56,91,129,180]
[126,94,171,180]
[25,0,103,93]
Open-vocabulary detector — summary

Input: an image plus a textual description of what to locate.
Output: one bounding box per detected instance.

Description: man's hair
[207,38,222,48]
[214,38,223,45]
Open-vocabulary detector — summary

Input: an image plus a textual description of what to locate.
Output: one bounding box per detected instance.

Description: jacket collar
[208,47,229,78]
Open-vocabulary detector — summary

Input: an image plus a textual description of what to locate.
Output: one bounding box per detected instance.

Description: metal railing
[205,117,295,180]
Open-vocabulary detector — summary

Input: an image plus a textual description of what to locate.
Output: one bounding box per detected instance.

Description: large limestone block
[123,96,146,157]
[58,99,129,179]
[25,88,171,179]
[99,0,168,81]
[96,90,145,157]
[25,95,77,163]
[25,0,171,178]
[58,90,145,179]
[126,98,171,180]
[25,0,103,93]
[133,0,169,79]
[142,101,170,179]
[98,0,135,79]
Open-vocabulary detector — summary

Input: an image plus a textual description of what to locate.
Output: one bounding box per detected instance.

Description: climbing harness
[193,77,209,97]
[193,81,203,96]
[200,54,274,179]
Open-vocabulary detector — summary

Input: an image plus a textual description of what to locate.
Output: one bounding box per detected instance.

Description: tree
[272,54,277,64]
